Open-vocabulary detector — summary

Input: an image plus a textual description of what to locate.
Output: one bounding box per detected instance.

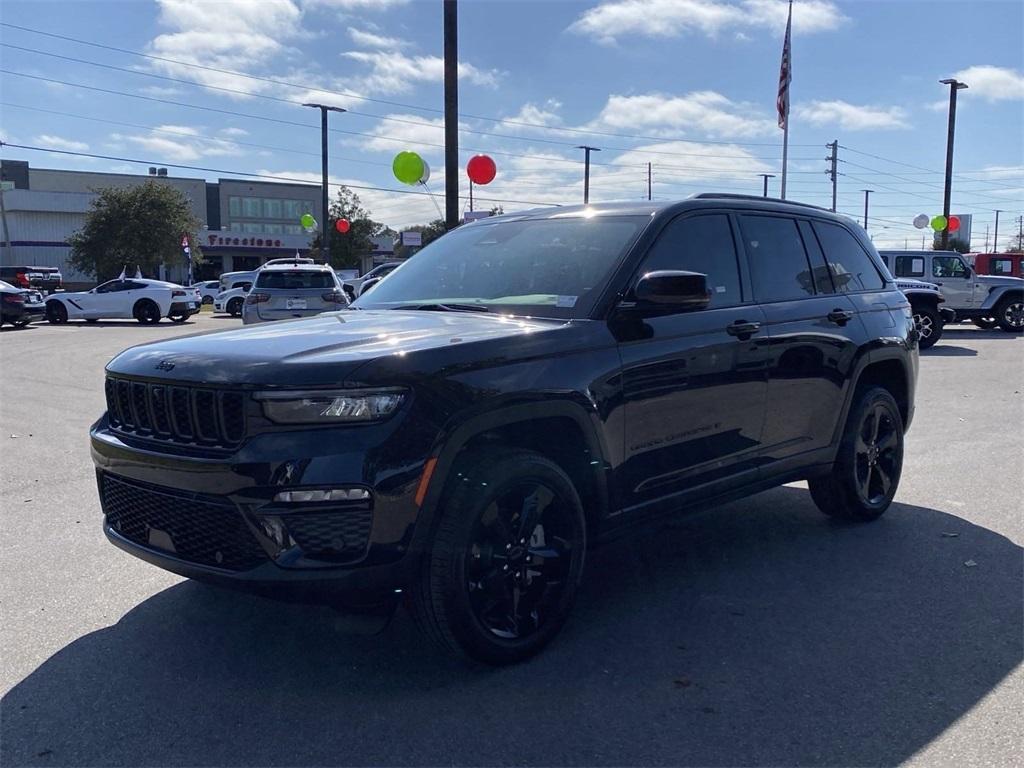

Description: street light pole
[443,0,459,230]
[759,174,775,198]
[861,189,873,230]
[939,78,968,250]
[577,145,600,204]
[303,103,346,258]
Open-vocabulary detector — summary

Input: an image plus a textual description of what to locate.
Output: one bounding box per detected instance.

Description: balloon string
[420,180,445,221]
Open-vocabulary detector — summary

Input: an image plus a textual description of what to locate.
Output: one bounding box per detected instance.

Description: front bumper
[90,416,430,607]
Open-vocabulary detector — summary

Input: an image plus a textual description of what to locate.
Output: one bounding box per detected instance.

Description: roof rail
[691,193,829,212]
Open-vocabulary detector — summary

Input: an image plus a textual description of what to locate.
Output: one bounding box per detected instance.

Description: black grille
[105,376,246,450]
[285,508,373,562]
[101,474,266,571]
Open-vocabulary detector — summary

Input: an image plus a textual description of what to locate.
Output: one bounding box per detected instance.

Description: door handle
[827,309,853,325]
[726,320,761,338]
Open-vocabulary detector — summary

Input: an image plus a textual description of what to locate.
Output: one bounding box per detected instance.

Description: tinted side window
[739,215,815,303]
[638,214,742,308]
[813,222,885,292]
[933,256,968,278]
[895,256,925,277]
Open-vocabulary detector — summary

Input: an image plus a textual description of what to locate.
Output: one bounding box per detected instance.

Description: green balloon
[300,213,315,228]
[393,151,425,185]
[930,215,947,231]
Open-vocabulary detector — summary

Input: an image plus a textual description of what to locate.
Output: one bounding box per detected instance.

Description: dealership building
[0,160,396,288]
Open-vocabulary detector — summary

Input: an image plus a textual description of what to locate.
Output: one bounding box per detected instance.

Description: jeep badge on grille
[155,360,175,371]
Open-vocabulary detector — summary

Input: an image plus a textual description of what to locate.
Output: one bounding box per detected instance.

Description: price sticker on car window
[556,295,578,308]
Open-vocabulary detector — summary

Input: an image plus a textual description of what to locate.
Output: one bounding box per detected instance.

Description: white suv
[241,263,348,325]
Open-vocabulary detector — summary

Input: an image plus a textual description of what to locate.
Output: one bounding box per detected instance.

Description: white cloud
[148,0,304,96]
[504,101,564,131]
[219,127,249,137]
[303,0,408,8]
[975,165,1024,180]
[347,27,408,49]
[795,100,909,130]
[569,0,846,44]
[342,50,500,94]
[924,99,948,112]
[35,134,89,152]
[952,65,1024,102]
[585,91,775,138]
[114,125,245,162]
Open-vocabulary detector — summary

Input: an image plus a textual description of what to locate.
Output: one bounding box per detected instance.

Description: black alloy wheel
[410,448,586,665]
[465,480,575,641]
[134,300,160,325]
[46,301,68,324]
[852,401,901,507]
[809,386,903,521]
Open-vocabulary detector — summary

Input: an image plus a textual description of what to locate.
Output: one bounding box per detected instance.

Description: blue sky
[1,0,1022,248]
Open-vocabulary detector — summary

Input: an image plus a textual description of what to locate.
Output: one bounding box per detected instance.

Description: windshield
[353,216,645,317]
[255,270,335,290]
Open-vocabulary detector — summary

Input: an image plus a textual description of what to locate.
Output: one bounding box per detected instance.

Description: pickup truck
[879,250,1024,333]
[0,265,63,294]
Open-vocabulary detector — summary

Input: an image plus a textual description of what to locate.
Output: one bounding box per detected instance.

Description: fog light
[273,488,370,503]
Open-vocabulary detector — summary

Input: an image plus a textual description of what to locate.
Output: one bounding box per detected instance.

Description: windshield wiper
[391,303,490,313]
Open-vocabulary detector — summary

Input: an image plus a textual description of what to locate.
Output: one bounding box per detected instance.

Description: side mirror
[634,270,710,309]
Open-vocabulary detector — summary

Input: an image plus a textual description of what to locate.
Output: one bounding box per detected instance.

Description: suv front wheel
[410,448,587,665]
[808,387,904,521]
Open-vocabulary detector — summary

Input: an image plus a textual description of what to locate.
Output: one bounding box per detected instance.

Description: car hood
[105,309,568,385]
[976,274,1024,287]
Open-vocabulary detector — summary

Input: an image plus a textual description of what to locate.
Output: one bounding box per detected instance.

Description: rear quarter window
[812,222,885,292]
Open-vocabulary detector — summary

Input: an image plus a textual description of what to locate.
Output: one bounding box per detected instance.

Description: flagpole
[780,0,792,200]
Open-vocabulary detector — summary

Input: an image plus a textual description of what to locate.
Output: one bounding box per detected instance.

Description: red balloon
[466,154,496,185]
[335,218,351,234]
[948,216,960,232]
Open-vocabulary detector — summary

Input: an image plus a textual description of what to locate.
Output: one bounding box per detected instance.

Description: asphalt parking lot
[1,314,1021,767]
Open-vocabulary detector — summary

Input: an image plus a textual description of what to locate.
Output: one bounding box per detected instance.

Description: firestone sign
[207,234,284,248]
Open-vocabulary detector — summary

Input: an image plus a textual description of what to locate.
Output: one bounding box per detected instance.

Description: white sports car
[212,286,249,317]
[45,278,201,325]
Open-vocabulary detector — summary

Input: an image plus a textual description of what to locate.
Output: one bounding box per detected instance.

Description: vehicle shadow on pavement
[2,486,1020,767]
[922,345,978,357]
[942,327,1019,341]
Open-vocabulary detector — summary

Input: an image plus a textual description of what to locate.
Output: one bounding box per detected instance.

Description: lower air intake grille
[101,474,267,571]
[285,508,373,562]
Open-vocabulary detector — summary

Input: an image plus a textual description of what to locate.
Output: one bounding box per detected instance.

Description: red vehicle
[970,253,1024,279]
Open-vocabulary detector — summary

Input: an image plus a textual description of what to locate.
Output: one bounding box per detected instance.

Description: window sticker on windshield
[556,295,578,308]
[714,286,727,293]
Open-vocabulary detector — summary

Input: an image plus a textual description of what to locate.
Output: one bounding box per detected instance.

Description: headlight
[254,389,405,424]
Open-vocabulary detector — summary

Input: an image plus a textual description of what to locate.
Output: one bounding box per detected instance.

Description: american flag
[777,1,793,130]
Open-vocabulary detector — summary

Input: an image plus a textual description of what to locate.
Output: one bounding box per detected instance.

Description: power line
[0,141,565,209]
[0,21,823,149]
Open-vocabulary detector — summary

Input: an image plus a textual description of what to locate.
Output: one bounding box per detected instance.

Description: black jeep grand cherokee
[92,195,918,664]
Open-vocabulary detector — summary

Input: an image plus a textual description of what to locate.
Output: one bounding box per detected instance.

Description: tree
[68,181,203,281]
[309,186,389,269]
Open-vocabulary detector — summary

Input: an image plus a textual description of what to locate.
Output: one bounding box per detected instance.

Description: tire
[409,448,587,665]
[46,301,68,324]
[12,316,31,327]
[994,296,1024,333]
[227,297,243,317]
[85,318,99,324]
[133,300,161,325]
[169,314,188,323]
[912,306,942,350]
[202,295,213,305]
[808,386,904,522]
[972,317,997,330]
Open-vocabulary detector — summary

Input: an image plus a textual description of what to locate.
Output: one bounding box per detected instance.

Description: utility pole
[577,145,600,204]
[826,140,838,212]
[302,102,346,257]
[939,78,968,249]
[984,224,990,252]
[647,162,652,201]
[993,209,1002,252]
[759,174,775,198]
[861,189,873,230]
[443,0,459,230]
[1017,215,1024,252]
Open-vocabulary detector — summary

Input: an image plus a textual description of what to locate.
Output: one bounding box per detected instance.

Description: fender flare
[410,399,611,554]
[828,345,913,452]
[979,286,1023,311]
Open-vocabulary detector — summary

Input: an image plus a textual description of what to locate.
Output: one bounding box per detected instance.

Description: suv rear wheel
[808,386,904,522]
[410,448,587,665]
